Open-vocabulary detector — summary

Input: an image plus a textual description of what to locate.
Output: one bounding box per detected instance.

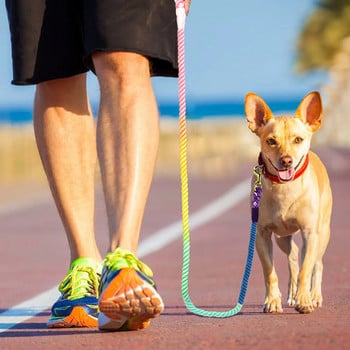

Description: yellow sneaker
[47,258,101,328]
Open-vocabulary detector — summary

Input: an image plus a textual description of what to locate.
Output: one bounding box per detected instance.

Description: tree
[296,0,350,73]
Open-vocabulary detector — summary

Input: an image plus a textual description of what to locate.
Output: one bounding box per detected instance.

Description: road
[0,147,349,349]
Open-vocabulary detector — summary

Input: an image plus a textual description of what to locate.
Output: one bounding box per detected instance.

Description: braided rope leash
[175,0,262,317]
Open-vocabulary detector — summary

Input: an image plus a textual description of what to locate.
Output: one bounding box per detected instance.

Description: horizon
[0,95,307,123]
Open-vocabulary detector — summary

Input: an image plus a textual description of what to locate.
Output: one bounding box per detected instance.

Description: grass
[0,118,261,204]
[157,117,259,177]
[0,117,259,180]
[0,115,342,206]
[0,124,45,184]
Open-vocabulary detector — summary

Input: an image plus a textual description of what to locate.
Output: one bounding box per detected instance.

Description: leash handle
[175,0,186,30]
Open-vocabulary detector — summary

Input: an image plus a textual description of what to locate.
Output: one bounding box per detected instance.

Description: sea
[0,98,302,124]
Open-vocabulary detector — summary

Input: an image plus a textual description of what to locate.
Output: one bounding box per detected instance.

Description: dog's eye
[294,137,303,144]
[266,138,276,146]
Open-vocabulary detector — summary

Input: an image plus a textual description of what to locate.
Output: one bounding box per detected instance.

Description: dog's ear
[245,92,274,134]
[295,91,322,132]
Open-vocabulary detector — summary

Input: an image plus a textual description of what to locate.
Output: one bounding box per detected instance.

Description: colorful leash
[175,0,262,317]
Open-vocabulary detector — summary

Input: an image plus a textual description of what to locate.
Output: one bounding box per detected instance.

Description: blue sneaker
[98,248,164,331]
[47,258,101,328]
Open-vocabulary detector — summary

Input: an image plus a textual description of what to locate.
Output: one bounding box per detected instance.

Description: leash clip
[251,165,263,222]
[253,165,263,190]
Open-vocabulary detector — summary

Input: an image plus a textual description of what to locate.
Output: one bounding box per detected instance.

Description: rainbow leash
[175,0,261,317]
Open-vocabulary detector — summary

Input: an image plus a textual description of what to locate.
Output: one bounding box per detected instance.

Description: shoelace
[103,248,153,277]
[59,266,100,300]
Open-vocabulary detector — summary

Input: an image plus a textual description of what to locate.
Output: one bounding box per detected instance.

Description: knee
[92,51,150,87]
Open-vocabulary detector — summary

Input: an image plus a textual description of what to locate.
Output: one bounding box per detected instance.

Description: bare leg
[33,74,101,264]
[93,52,160,255]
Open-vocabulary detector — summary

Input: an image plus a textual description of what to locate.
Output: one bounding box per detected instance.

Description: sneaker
[98,248,164,331]
[47,257,101,328]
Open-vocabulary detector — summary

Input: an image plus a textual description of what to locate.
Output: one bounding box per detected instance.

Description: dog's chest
[259,181,311,236]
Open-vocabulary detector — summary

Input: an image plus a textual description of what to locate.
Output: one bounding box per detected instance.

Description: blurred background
[0,0,349,198]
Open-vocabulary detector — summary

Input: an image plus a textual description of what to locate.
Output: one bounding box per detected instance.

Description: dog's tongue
[278,168,295,181]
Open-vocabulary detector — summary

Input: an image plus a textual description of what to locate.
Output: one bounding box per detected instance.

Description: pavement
[0,146,349,350]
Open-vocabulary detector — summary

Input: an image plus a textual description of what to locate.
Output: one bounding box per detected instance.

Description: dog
[245,91,332,314]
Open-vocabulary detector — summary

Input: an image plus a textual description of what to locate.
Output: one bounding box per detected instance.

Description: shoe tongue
[278,168,295,181]
[70,257,101,272]
[107,248,154,277]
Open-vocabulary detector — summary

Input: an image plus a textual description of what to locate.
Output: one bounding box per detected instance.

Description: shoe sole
[98,268,164,331]
[47,306,98,328]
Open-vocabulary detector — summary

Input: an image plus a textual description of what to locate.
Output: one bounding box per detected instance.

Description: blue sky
[0,0,326,108]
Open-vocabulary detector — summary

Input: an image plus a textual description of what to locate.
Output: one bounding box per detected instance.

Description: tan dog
[245,91,332,314]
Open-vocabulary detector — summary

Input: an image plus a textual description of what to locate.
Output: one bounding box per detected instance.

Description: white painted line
[138,179,250,256]
[0,179,250,333]
[0,287,59,333]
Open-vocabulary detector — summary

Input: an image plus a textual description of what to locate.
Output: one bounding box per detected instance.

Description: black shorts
[6,0,178,85]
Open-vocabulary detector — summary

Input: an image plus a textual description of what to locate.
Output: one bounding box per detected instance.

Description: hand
[185,0,191,15]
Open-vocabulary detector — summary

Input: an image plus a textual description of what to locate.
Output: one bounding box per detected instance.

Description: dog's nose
[280,156,293,168]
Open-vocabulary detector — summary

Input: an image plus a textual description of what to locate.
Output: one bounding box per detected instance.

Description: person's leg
[34,74,102,328]
[93,51,163,331]
[33,74,101,264]
[94,52,160,255]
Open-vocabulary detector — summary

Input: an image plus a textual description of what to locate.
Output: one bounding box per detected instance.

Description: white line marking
[138,179,250,256]
[0,179,250,333]
[0,287,59,333]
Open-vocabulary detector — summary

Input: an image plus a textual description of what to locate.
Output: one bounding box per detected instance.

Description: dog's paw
[311,292,323,308]
[294,293,314,314]
[287,296,296,306]
[287,283,297,306]
[263,295,283,313]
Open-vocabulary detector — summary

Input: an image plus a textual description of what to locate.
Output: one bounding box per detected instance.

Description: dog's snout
[280,156,293,168]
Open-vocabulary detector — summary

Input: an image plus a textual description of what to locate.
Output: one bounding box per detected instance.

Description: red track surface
[0,147,349,349]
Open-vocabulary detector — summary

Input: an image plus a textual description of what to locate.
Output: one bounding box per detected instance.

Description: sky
[0,0,327,108]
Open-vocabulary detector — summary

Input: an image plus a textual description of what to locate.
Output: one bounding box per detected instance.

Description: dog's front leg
[295,231,319,313]
[256,230,283,313]
[275,235,299,306]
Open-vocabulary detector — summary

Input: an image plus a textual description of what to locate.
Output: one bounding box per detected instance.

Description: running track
[0,147,349,349]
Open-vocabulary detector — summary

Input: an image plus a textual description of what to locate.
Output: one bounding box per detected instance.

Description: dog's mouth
[277,168,295,182]
[268,156,304,182]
